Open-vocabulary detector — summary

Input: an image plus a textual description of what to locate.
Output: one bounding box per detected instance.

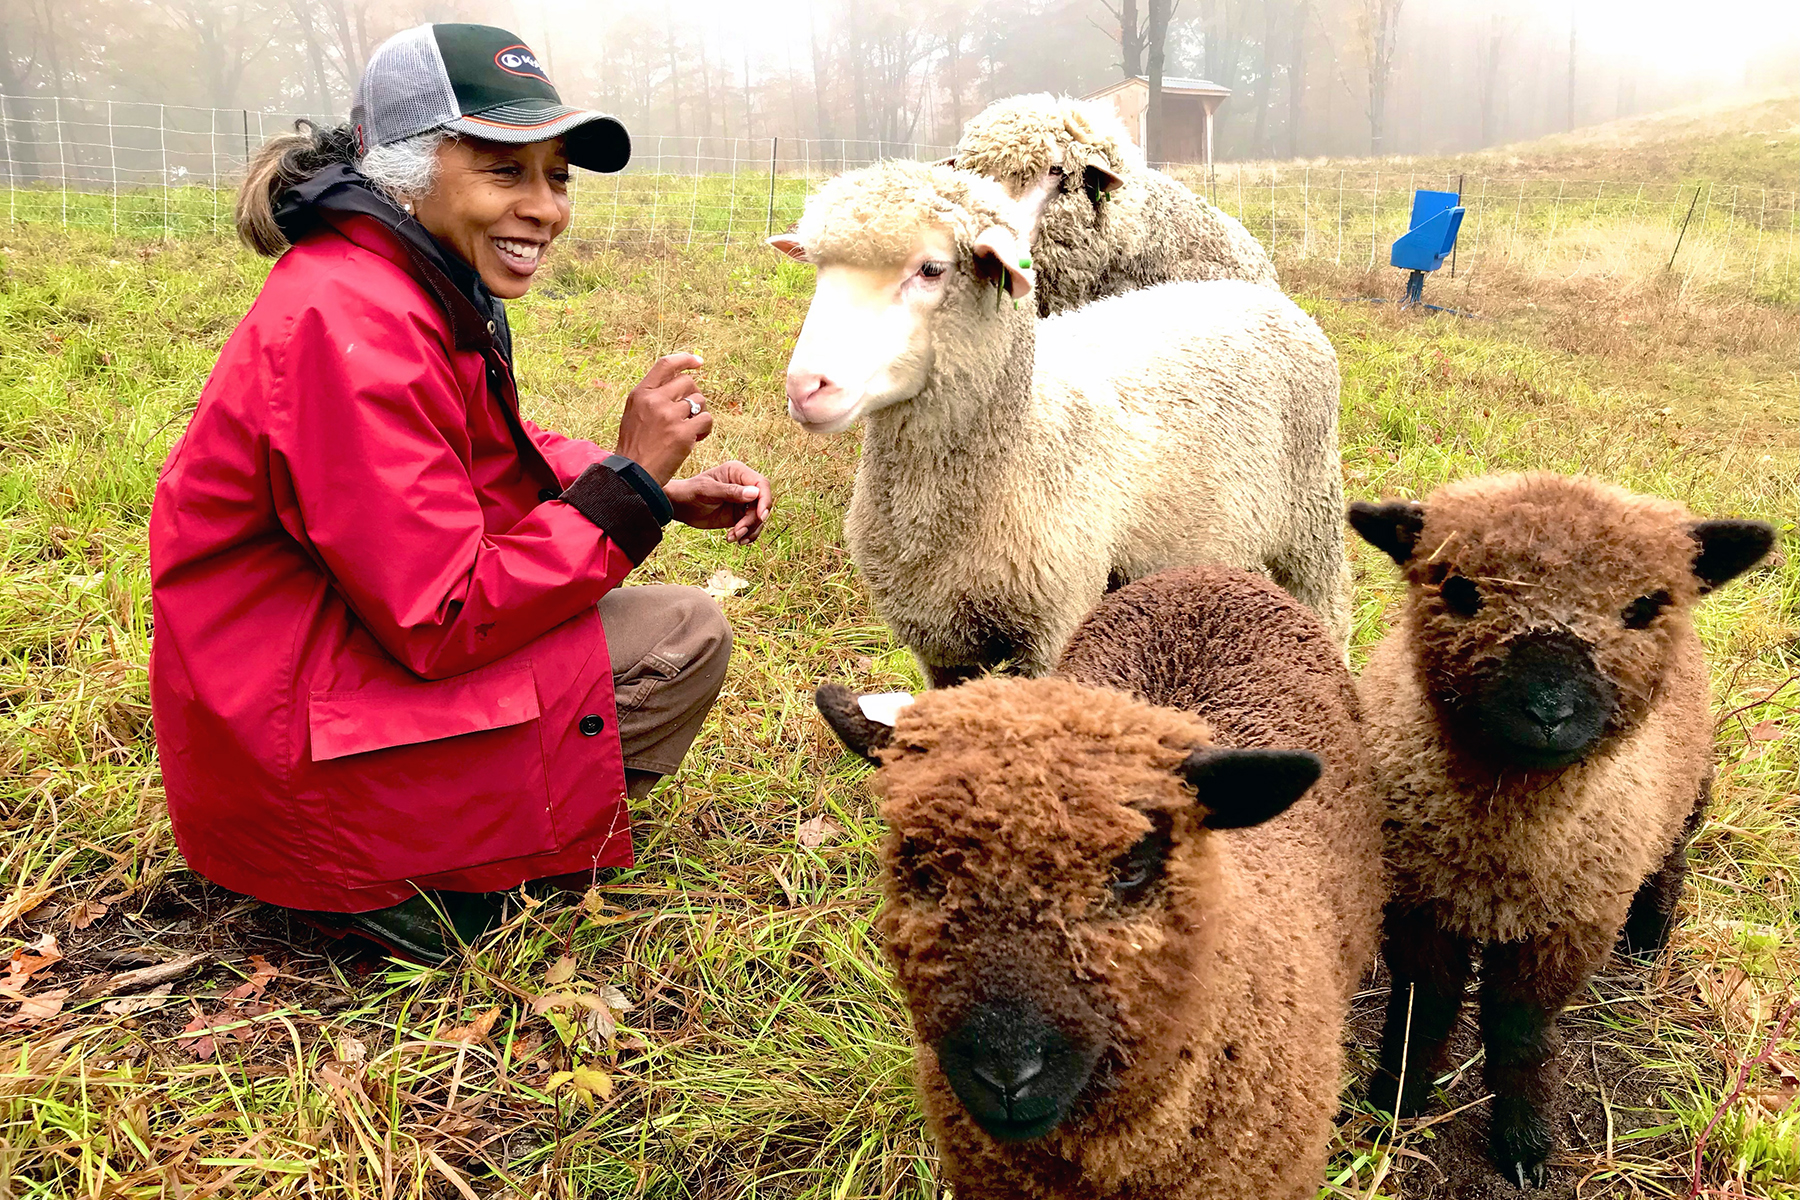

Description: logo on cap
[494,44,550,81]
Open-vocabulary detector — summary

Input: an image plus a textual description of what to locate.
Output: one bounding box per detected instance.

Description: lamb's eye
[1622,590,1671,629]
[918,260,949,279]
[1109,822,1172,905]
[1440,574,1482,617]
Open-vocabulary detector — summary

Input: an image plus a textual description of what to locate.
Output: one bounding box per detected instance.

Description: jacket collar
[274,164,513,359]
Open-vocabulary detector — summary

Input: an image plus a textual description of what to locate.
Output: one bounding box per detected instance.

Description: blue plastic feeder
[1390,189,1465,307]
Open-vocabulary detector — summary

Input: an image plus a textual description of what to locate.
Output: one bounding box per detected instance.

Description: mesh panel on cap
[357,25,458,147]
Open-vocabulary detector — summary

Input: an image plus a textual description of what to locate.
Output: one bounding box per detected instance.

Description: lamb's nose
[785,369,835,409]
[971,1047,1046,1102]
[1524,688,1578,732]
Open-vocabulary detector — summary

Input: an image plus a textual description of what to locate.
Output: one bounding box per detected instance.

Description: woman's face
[411,135,573,299]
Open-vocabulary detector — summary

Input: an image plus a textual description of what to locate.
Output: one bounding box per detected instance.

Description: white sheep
[770,161,1349,686]
[949,93,1279,317]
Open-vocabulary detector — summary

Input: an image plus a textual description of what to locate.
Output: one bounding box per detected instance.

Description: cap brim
[448,101,630,173]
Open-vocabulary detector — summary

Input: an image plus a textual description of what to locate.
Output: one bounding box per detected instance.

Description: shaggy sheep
[1350,472,1774,1189]
[770,161,1350,685]
[949,93,1278,317]
[815,564,1382,1200]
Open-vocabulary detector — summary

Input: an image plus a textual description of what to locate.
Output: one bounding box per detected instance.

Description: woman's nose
[516,175,566,226]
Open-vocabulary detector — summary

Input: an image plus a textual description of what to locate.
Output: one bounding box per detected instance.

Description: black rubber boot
[300,891,505,965]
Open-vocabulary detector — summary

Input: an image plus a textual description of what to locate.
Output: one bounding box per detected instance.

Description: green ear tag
[1018,256,1032,269]
[1013,298,1022,310]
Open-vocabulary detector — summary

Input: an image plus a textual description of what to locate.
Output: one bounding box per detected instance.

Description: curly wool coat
[866,566,1381,1200]
[953,93,1279,317]
[1361,474,1725,945]
[787,163,1350,680]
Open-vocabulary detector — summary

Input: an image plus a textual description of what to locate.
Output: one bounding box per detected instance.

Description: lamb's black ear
[1689,520,1774,594]
[815,683,896,765]
[1178,748,1323,831]
[1347,500,1427,566]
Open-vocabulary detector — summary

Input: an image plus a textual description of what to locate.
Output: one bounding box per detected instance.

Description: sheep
[769,160,1350,686]
[948,93,1278,317]
[813,564,1382,1200]
[1349,472,1775,1190]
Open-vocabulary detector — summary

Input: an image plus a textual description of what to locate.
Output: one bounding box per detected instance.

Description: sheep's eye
[918,260,949,279]
[1109,822,1171,905]
[1622,590,1671,629]
[1440,574,1482,617]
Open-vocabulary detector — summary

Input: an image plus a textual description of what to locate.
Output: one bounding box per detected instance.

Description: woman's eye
[1622,590,1671,629]
[1440,574,1481,617]
[918,261,948,279]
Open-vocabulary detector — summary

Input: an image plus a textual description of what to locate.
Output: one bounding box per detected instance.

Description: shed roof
[1082,75,1232,101]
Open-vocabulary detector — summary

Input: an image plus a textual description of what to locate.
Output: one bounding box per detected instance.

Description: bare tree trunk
[1145,0,1172,161]
[1564,6,1576,132]
[665,15,684,138]
[1286,0,1307,157]
[1357,0,1404,156]
[808,0,831,140]
[1252,0,1277,156]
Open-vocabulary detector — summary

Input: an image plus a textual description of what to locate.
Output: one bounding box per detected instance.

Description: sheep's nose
[1524,687,1578,733]
[971,1047,1046,1101]
[785,369,837,413]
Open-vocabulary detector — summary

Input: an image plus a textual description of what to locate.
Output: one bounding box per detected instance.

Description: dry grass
[0,183,1794,1200]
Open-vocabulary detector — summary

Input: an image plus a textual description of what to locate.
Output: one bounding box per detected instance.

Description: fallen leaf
[703,568,749,600]
[100,981,173,1016]
[67,900,109,930]
[796,814,844,850]
[222,954,276,1001]
[337,1035,367,1065]
[1748,720,1785,741]
[544,954,577,986]
[596,984,632,1012]
[5,986,70,1026]
[1,935,64,1000]
[444,1006,501,1044]
[583,1003,616,1046]
[0,886,55,933]
[546,1062,614,1106]
[532,990,579,1017]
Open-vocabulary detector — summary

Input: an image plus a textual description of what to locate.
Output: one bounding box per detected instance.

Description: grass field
[0,119,1796,1199]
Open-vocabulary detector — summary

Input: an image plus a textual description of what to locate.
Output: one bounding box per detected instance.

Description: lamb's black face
[934,997,1105,1141]
[1467,630,1619,769]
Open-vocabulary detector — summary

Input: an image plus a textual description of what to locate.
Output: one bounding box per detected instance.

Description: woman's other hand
[615,353,712,485]
[665,461,775,544]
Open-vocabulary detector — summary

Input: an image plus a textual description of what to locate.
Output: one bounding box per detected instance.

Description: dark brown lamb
[1350,472,1775,1190]
[816,565,1382,1200]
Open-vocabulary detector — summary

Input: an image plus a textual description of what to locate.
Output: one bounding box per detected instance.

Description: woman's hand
[665,461,775,544]
[614,353,712,485]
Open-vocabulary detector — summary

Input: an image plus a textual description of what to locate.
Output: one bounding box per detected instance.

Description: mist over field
[3,0,1797,161]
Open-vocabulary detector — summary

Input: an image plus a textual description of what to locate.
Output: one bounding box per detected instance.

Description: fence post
[55,96,66,229]
[242,110,251,169]
[1667,185,1701,271]
[1268,168,1276,258]
[1749,187,1765,291]
[210,107,219,235]
[0,95,12,227]
[159,104,170,239]
[724,136,739,248]
[108,99,118,235]
[766,136,778,236]
[1301,166,1309,259]
[1335,169,1344,264]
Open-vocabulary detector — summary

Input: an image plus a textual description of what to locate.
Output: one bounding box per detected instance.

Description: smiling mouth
[492,237,546,275]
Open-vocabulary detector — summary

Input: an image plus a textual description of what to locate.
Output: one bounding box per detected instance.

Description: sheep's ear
[972,224,1035,299]
[1689,519,1774,594]
[934,154,958,167]
[766,235,810,263]
[1347,500,1427,566]
[1083,161,1125,197]
[816,683,914,765]
[1178,748,1322,831]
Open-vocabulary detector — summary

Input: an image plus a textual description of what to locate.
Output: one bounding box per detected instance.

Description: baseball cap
[352,24,630,173]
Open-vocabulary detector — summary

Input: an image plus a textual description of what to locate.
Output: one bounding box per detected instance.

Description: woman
[150,23,774,963]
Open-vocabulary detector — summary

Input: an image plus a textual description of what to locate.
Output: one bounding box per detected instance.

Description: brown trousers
[598,584,732,797]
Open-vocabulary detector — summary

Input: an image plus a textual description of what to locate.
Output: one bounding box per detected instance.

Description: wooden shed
[1081,76,1231,165]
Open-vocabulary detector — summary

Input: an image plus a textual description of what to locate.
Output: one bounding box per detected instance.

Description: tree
[1143,0,1174,160]
[1352,0,1403,154]
[160,0,286,109]
[1099,0,1147,76]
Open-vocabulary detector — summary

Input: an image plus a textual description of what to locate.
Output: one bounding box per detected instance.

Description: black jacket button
[579,714,605,736]
[539,488,561,502]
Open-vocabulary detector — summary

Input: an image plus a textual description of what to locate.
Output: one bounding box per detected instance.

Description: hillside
[1248,90,1798,187]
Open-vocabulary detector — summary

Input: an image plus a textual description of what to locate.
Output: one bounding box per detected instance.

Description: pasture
[0,131,1795,1198]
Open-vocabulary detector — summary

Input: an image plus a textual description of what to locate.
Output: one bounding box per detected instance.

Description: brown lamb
[816,565,1382,1200]
[1350,472,1775,1190]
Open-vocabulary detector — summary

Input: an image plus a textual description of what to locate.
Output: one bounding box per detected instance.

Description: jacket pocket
[306,660,558,888]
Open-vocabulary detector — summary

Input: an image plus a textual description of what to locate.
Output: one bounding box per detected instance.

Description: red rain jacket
[150,179,655,912]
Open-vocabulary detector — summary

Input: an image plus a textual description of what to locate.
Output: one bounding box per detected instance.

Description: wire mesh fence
[3,95,1793,303]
